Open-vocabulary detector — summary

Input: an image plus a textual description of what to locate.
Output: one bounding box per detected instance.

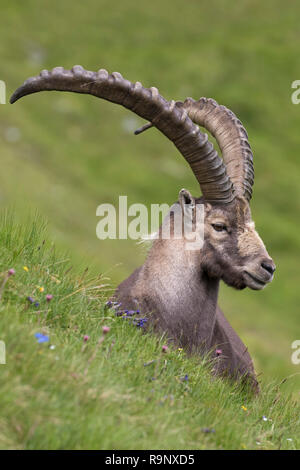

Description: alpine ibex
[11,66,276,391]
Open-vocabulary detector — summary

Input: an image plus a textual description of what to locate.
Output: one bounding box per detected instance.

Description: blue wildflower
[136,318,148,328]
[34,302,40,308]
[34,333,49,343]
[115,307,141,318]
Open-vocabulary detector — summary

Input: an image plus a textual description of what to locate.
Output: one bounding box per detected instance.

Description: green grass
[0,0,299,448]
[0,215,299,450]
[1,1,300,395]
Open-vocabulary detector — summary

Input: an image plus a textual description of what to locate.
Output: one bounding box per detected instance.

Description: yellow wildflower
[241,405,247,411]
[23,266,29,272]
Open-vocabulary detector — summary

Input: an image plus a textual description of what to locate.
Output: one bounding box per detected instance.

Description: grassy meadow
[0,215,299,450]
[0,0,299,449]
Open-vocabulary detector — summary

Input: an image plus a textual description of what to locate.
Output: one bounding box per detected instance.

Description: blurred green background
[0,0,299,392]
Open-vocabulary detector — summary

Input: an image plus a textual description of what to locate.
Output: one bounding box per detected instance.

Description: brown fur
[115,193,275,392]
[9,68,274,393]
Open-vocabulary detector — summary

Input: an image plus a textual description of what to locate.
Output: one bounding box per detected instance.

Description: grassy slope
[0,215,299,450]
[0,0,299,430]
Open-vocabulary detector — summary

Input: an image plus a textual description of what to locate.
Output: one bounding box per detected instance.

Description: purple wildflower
[113,303,122,309]
[8,268,15,276]
[201,428,216,434]
[125,310,137,316]
[46,294,53,302]
[162,345,168,353]
[83,335,90,342]
[102,326,110,334]
[27,296,35,304]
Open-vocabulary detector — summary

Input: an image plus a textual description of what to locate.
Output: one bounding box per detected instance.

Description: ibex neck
[137,238,220,351]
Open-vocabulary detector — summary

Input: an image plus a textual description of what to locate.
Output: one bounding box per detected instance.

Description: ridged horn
[177,98,254,201]
[10,66,235,203]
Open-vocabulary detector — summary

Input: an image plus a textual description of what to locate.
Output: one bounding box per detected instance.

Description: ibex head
[179,190,275,290]
[204,196,275,290]
[10,66,275,290]
[175,95,275,290]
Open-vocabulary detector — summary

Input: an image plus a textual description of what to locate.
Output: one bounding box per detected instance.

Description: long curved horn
[10,66,235,204]
[177,98,254,201]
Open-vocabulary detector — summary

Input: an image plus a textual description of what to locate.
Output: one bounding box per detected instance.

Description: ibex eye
[212,223,227,232]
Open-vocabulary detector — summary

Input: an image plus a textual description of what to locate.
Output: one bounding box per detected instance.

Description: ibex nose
[261,259,276,276]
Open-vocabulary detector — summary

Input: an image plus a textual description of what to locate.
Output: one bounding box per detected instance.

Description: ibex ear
[204,202,212,214]
[178,188,195,214]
